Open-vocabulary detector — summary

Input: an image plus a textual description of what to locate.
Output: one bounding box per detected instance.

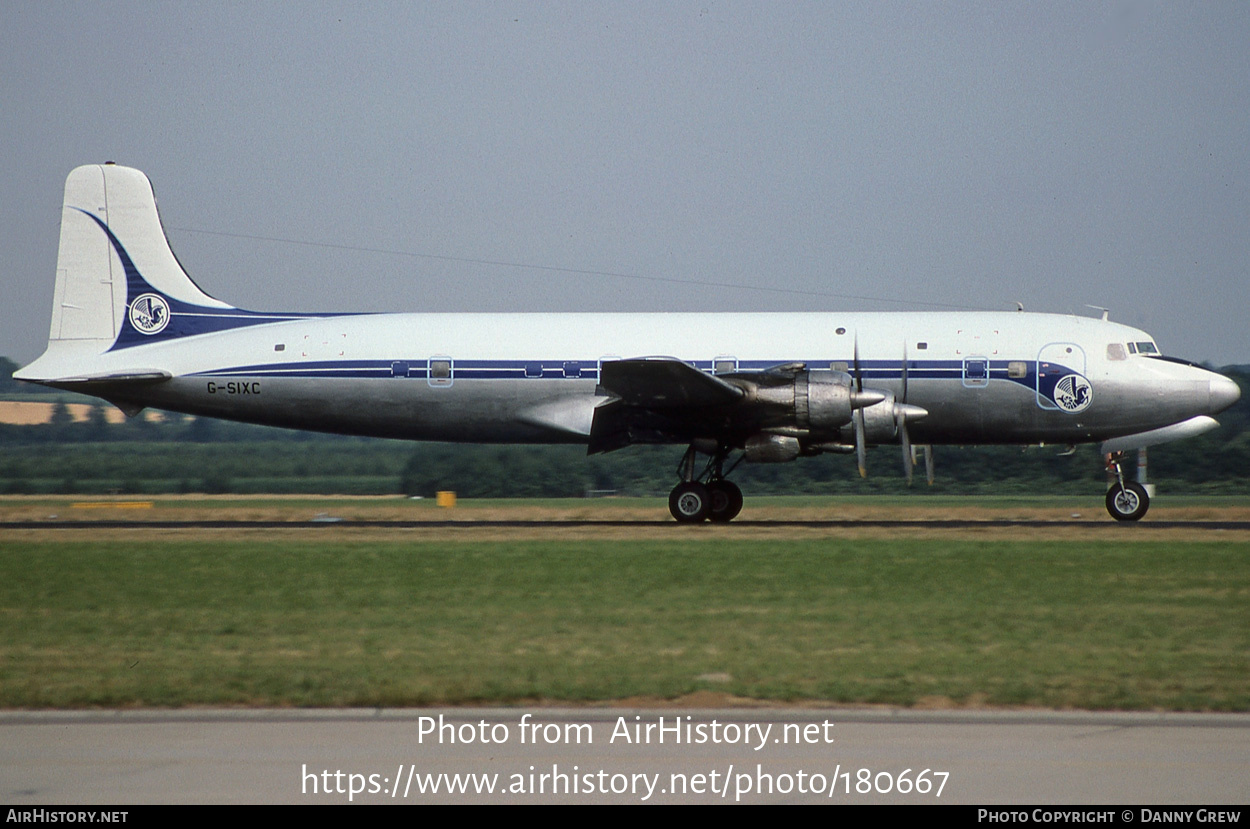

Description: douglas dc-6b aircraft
[15,164,1242,521]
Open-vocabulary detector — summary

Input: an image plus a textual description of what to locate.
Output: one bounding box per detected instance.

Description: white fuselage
[53,309,1229,447]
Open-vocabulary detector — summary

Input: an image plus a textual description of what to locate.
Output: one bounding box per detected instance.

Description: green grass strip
[2,539,1247,709]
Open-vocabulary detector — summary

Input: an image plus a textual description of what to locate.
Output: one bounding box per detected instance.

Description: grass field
[2,503,1247,710]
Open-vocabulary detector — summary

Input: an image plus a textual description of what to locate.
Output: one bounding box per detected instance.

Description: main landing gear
[668,445,745,524]
[1105,452,1150,522]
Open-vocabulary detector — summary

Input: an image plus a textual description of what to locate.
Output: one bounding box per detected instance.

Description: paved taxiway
[4,708,1247,804]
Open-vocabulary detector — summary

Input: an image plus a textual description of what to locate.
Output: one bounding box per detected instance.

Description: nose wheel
[1105,453,1150,521]
[1106,480,1149,521]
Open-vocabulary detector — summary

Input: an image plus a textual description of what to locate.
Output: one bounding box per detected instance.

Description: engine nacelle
[734,368,886,441]
[796,370,857,432]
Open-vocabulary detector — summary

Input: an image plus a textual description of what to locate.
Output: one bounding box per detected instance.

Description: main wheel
[1106,481,1149,522]
[669,482,711,523]
[706,479,744,523]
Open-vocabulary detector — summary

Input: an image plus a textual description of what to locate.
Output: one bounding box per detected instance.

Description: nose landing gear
[1105,452,1150,521]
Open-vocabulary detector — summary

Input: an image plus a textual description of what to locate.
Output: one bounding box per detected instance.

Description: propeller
[924,444,935,485]
[852,335,927,482]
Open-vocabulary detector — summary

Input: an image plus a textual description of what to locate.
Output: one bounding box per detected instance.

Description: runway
[4,708,1248,804]
[4,519,1250,530]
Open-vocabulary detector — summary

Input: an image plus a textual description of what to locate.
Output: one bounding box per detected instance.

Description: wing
[598,357,744,408]
[589,357,745,454]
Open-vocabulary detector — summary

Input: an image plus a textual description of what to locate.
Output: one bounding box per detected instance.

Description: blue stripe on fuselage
[188,358,1067,392]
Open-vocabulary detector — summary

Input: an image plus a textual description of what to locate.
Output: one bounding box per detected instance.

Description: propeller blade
[924,444,935,485]
[900,341,908,404]
[855,408,867,478]
[853,334,863,393]
[850,332,879,479]
[901,422,914,485]
[900,340,920,482]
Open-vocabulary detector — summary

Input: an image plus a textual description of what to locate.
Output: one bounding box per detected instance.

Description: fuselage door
[1036,343,1086,410]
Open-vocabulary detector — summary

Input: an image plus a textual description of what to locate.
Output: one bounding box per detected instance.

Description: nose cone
[1209,374,1241,414]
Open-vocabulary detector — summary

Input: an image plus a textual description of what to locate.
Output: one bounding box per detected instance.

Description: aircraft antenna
[167,226,998,312]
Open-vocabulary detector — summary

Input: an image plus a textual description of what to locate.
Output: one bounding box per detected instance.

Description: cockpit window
[1135,341,1159,355]
[1107,343,1127,361]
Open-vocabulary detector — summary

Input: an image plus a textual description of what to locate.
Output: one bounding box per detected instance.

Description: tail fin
[52,163,232,340]
[16,164,235,383]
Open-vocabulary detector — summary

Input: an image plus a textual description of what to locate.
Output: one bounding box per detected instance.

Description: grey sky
[3,2,1247,365]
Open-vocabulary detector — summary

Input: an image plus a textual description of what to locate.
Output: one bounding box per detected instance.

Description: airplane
[14,163,1242,522]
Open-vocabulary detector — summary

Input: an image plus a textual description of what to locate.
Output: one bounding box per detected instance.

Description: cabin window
[391,361,410,377]
[274,343,285,352]
[1007,361,1027,378]
[1106,344,1128,361]
[563,361,581,378]
[917,342,928,350]
[714,358,737,374]
[428,358,452,387]
[830,361,849,372]
[525,362,544,378]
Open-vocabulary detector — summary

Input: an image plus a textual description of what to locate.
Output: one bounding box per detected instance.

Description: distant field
[2,523,1247,710]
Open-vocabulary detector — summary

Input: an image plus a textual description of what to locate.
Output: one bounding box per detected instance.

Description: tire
[706,480,744,523]
[669,482,711,523]
[1106,481,1149,522]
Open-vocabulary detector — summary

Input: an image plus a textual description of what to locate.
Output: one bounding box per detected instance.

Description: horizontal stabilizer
[35,370,171,388]
[22,370,171,419]
[598,357,744,408]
